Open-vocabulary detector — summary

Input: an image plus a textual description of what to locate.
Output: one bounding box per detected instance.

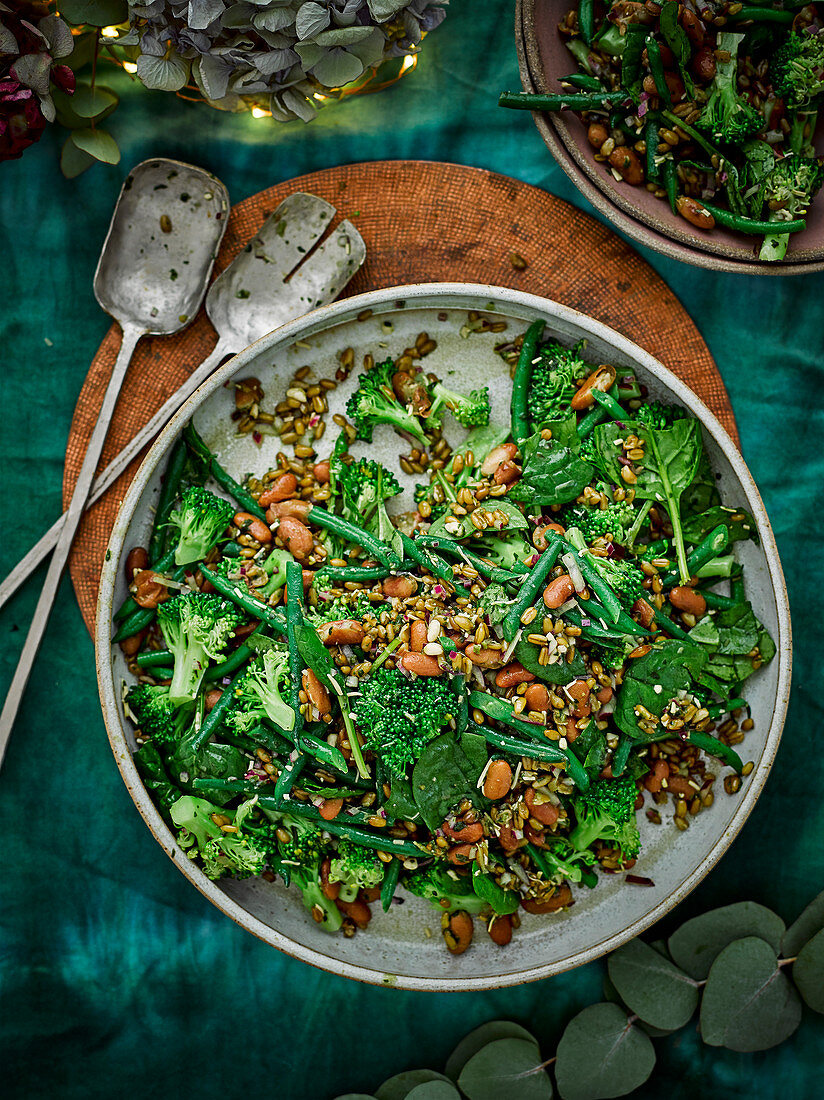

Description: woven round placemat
[64,159,734,635]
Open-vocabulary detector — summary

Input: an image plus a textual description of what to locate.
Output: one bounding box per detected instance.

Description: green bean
[591,388,631,422]
[274,754,305,800]
[135,650,173,668]
[700,202,805,236]
[645,117,660,182]
[417,535,523,589]
[316,564,389,584]
[575,597,651,638]
[645,36,671,105]
[204,634,262,681]
[640,539,670,560]
[301,728,349,773]
[149,437,187,562]
[502,532,562,639]
[399,532,456,585]
[510,318,544,446]
[114,547,177,622]
[498,90,618,112]
[256,798,430,856]
[468,693,590,789]
[700,590,738,610]
[686,731,743,773]
[307,505,401,569]
[285,560,305,738]
[611,736,631,778]
[112,606,155,643]
[731,574,745,603]
[198,564,287,633]
[662,524,729,586]
[565,544,623,625]
[577,403,608,439]
[147,667,174,680]
[381,857,401,912]
[578,0,595,43]
[663,157,679,213]
[707,698,748,720]
[183,420,266,521]
[192,666,247,751]
[561,72,601,90]
[727,6,794,23]
[650,605,693,642]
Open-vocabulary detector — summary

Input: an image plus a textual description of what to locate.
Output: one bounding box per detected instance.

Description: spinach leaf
[659,0,695,95]
[471,868,520,915]
[293,618,336,687]
[680,447,720,517]
[622,24,648,99]
[614,640,706,739]
[411,731,487,831]
[690,603,774,687]
[427,498,528,540]
[166,728,248,807]
[134,742,183,818]
[681,504,758,546]
[509,428,594,506]
[513,636,586,684]
[383,775,420,822]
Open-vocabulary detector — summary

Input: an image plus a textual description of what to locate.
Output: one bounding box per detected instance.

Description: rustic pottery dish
[516,0,824,275]
[95,283,791,990]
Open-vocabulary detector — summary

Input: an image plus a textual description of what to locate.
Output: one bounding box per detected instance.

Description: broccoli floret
[697,32,763,146]
[346,359,428,446]
[167,486,235,567]
[156,592,244,706]
[757,153,824,261]
[404,864,488,914]
[566,526,645,610]
[564,500,638,545]
[414,480,451,522]
[470,531,532,571]
[309,589,381,628]
[337,457,403,550]
[258,547,295,597]
[633,401,687,431]
[329,837,384,901]
[266,814,342,931]
[534,838,597,885]
[526,340,590,427]
[425,380,491,429]
[354,667,455,775]
[771,30,824,107]
[569,777,640,861]
[171,795,267,880]
[227,646,295,736]
[125,683,190,749]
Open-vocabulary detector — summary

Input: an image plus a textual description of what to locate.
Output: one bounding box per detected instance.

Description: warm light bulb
[122,61,137,74]
[313,92,328,101]
[251,107,269,118]
[102,25,121,36]
[401,55,417,73]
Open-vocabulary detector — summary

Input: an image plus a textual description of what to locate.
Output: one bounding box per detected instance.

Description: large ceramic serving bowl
[516,0,824,275]
[96,283,791,990]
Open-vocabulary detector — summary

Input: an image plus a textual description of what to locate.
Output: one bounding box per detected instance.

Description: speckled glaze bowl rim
[516,0,824,276]
[95,282,792,991]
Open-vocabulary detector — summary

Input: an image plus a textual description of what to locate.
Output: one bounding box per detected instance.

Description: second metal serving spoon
[0,157,230,768]
[0,193,365,614]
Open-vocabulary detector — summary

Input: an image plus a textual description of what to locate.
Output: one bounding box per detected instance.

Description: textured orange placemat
[64,159,734,635]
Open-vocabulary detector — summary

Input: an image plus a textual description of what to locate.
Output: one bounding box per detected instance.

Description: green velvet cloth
[1,5,822,1097]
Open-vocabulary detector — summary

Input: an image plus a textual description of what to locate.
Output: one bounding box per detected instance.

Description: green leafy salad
[114,320,774,955]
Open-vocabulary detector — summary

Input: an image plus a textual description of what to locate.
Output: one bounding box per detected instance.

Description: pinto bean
[543,574,575,609]
[313,460,330,484]
[125,547,149,582]
[493,460,521,485]
[483,759,512,800]
[676,195,715,231]
[691,44,716,82]
[443,910,474,955]
[320,856,340,901]
[258,473,298,507]
[525,683,551,712]
[447,843,476,866]
[525,787,559,826]
[302,668,331,716]
[680,7,705,44]
[664,72,685,100]
[644,759,670,793]
[119,630,146,656]
[608,146,644,185]
[465,644,504,669]
[336,897,371,930]
[233,511,272,544]
[632,597,656,629]
[265,499,311,523]
[397,651,443,677]
[667,775,695,798]
[319,798,344,821]
[495,662,536,690]
[596,685,613,705]
[566,678,591,718]
[669,586,707,616]
[521,884,572,914]
[571,364,618,410]
[443,819,484,843]
[587,122,609,149]
[481,442,518,478]
[204,689,223,713]
[498,824,527,853]
[488,915,513,946]
[410,619,428,652]
[382,574,418,599]
[319,619,365,646]
[392,370,431,415]
[133,569,170,610]
[277,516,313,560]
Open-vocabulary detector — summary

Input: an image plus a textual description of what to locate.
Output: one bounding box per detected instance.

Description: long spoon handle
[0,322,144,770]
[0,337,233,614]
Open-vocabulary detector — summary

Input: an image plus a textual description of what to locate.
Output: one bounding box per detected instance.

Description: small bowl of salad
[512,0,824,272]
[96,284,790,989]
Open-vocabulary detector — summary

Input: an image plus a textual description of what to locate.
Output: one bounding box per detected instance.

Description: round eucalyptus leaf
[445,1021,539,1081]
[333,1095,378,1100]
[70,84,118,119]
[375,1071,453,1100]
[58,0,128,26]
[783,890,824,957]
[136,53,191,92]
[555,1003,655,1100]
[602,974,674,1037]
[70,127,120,164]
[60,135,95,179]
[700,937,802,1051]
[793,927,824,1014]
[608,938,700,1030]
[668,902,785,979]
[458,1038,553,1100]
[405,1084,461,1100]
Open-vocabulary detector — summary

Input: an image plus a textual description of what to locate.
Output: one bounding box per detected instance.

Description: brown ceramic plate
[516,0,824,274]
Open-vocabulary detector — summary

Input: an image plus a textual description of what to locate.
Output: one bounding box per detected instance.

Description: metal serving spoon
[0,194,364,615]
[0,158,230,767]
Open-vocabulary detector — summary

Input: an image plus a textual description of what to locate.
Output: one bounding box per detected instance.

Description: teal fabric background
[1,4,822,1097]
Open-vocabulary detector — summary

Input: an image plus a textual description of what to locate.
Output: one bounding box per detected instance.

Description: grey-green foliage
[445,1021,539,1081]
[458,1038,552,1100]
[782,888,824,956]
[700,937,802,1051]
[667,901,785,979]
[793,927,824,1014]
[607,938,700,1030]
[554,1003,655,1100]
[121,0,449,121]
[375,1070,454,1100]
